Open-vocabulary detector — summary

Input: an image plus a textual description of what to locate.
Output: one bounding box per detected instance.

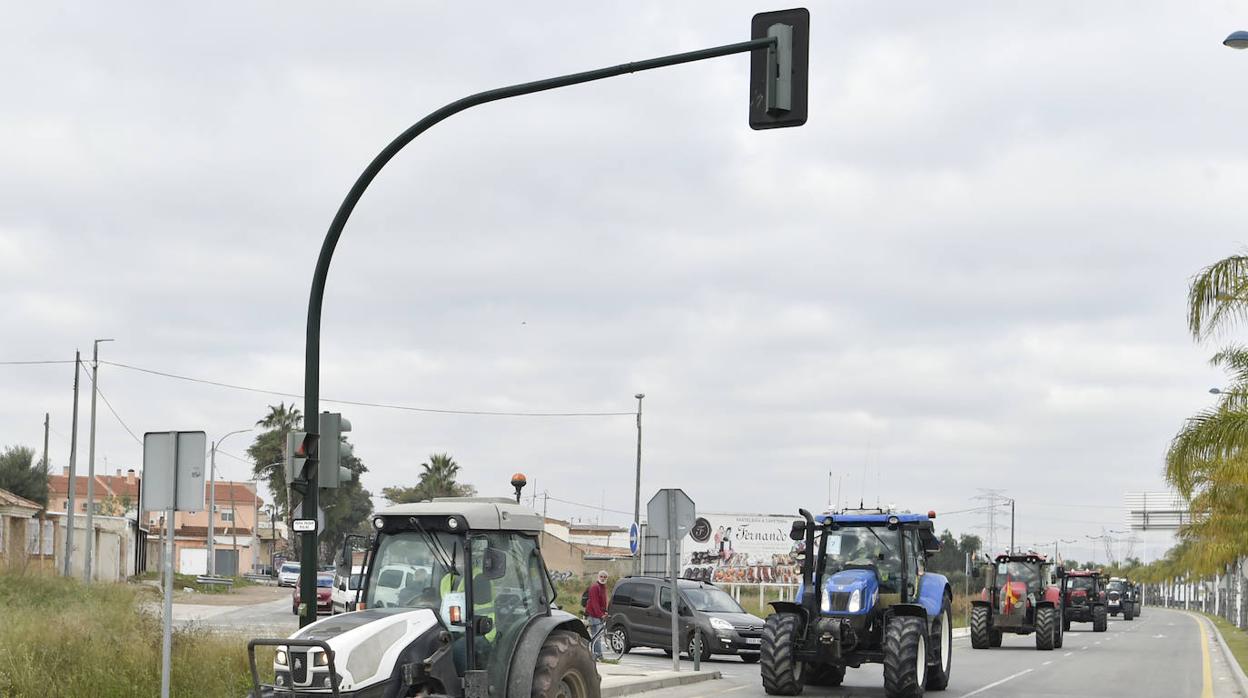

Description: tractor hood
[274,608,442,693]
[819,568,880,615]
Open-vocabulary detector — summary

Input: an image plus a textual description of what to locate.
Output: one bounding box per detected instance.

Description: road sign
[629,522,641,556]
[292,519,317,533]
[293,500,326,534]
[142,431,207,512]
[647,489,695,539]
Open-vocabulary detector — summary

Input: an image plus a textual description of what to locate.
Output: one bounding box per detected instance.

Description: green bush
[0,571,260,697]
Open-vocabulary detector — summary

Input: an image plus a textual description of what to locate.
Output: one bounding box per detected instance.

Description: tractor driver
[437,551,500,673]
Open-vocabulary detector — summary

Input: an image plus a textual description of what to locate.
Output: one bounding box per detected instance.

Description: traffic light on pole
[320,412,355,488]
[748,8,810,130]
[285,431,318,484]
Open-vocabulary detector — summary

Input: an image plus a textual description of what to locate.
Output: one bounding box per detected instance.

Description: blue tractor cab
[760,508,953,697]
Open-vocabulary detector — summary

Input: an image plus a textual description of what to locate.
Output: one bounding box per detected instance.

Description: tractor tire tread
[883,615,927,698]
[1035,606,1056,651]
[970,606,991,649]
[761,613,805,696]
[532,629,601,698]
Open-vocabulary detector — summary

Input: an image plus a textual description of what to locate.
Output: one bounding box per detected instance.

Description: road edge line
[958,667,1032,697]
[1196,612,1248,698]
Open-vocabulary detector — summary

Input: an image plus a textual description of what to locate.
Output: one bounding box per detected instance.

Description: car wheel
[740,653,761,664]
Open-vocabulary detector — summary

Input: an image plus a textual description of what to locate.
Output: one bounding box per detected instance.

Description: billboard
[679,512,800,585]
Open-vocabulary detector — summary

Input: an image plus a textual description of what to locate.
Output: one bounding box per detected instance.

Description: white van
[332,566,365,614]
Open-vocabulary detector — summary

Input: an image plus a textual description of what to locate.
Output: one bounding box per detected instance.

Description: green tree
[0,445,48,507]
[382,453,476,504]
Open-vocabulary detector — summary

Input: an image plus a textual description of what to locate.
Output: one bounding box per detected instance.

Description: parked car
[370,564,433,608]
[277,562,300,588]
[292,573,334,615]
[332,566,364,614]
[606,576,765,662]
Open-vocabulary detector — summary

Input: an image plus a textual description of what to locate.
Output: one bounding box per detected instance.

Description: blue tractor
[760,508,953,698]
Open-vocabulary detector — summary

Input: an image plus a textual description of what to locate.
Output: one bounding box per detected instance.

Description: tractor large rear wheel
[761,613,805,696]
[926,598,953,691]
[1092,606,1108,632]
[1035,607,1056,651]
[970,606,992,649]
[883,616,928,698]
[989,629,1003,648]
[1124,604,1135,621]
[532,630,601,698]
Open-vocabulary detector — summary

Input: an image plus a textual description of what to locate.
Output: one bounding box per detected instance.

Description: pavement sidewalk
[598,662,721,697]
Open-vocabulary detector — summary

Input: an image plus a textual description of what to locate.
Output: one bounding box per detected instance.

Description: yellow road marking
[1189,612,1214,698]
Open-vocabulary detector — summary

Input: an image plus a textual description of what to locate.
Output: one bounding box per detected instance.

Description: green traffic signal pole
[298,34,786,628]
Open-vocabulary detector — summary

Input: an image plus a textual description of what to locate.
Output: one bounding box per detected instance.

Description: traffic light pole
[298,31,797,627]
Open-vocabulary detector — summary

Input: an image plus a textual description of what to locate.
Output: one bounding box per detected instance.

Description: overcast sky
[4,1,1245,564]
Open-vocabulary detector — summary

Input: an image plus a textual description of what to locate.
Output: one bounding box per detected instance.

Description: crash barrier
[195,574,235,590]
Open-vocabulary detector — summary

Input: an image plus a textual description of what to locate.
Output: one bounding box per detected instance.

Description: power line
[0,359,78,365]
[544,494,634,517]
[99,360,637,418]
[80,360,142,446]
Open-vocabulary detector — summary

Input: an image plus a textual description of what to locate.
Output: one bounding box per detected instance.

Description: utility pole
[208,441,217,575]
[41,413,49,501]
[84,337,113,583]
[633,393,645,574]
[1010,498,1015,555]
[63,351,81,577]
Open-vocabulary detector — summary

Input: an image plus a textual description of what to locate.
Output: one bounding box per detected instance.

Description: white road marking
[1064,652,1073,657]
[1043,660,1053,666]
[960,668,1034,697]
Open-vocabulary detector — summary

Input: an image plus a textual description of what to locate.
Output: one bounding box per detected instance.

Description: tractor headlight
[710,617,734,633]
[847,589,862,613]
[275,650,288,666]
[821,588,832,613]
[314,651,329,667]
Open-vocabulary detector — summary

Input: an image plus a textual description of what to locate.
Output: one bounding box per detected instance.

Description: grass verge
[1201,612,1248,677]
[0,570,262,697]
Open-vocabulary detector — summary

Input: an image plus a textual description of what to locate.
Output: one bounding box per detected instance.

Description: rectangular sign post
[648,489,695,672]
[143,431,206,698]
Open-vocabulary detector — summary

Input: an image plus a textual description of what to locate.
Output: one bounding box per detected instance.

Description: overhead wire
[79,359,142,446]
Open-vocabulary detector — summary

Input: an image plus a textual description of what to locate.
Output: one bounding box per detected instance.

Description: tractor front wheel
[1054,611,1064,649]
[883,616,928,698]
[970,606,992,649]
[1124,604,1135,621]
[1035,607,1056,651]
[1092,606,1108,632]
[761,613,805,696]
[531,630,601,698]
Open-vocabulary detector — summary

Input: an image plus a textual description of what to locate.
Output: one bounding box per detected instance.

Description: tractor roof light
[886,515,900,528]
[372,517,385,530]
[448,517,460,530]
[927,510,936,519]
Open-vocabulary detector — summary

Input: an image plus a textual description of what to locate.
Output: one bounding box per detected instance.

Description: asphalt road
[617,607,1243,698]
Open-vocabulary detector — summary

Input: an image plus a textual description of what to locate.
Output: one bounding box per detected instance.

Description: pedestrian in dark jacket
[586,570,610,660]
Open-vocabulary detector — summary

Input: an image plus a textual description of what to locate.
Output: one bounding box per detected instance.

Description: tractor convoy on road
[246,491,1137,698]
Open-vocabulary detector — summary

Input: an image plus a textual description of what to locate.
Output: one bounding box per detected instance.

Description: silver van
[606,576,765,662]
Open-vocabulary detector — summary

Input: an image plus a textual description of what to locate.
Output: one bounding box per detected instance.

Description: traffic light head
[285,431,313,483]
[320,412,356,488]
[749,8,810,130]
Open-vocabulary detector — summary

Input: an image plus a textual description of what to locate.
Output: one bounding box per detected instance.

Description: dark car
[292,574,334,615]
[606,576,764,663]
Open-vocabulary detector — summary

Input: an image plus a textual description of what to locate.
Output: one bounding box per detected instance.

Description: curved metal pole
[298,35,774,628]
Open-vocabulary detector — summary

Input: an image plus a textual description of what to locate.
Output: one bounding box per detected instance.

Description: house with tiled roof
[0,487,42,567]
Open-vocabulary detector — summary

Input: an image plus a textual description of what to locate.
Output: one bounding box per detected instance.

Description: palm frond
[1188,255,1248,340]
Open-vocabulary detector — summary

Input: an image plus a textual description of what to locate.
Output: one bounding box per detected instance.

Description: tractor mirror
[1056,566,1066,578]
[971,565,980,579]
[790,520,806,541]
[482,548,507,580]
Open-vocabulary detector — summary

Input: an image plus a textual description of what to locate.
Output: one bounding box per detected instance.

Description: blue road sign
[629,522,640,555]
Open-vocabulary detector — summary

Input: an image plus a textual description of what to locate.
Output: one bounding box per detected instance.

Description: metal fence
[1147,559,1248,628]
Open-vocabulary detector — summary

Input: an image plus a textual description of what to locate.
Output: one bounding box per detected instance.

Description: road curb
[953,627,970,639]
[1196,612,1248,697]
[601,670,722,697]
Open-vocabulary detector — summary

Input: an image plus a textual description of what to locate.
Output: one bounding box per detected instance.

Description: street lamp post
[83,337,113,583]
[293,13,809,629]
[208,428,252,576]
[1225,31,1248,49]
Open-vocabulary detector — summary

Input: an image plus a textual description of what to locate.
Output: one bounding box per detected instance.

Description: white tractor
[247,497,599,698]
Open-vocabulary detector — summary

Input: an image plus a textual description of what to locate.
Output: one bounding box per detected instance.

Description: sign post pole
[160,434,179,698]
[669,493,680,672]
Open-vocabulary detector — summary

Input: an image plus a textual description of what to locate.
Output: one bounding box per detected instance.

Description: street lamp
[83,337,114,583]
[632,393,645,573]
[1225,31,1248,49]
[208,428,252,576]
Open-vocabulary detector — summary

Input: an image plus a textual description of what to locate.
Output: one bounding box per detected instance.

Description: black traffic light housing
[749,8,810,130]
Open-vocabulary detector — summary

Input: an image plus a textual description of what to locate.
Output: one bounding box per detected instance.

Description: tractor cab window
[1107,581,1125,593]
[1068,576,1095,591]
[996,562,1041,591]
[366,531,451,614]
[823,526,902,593]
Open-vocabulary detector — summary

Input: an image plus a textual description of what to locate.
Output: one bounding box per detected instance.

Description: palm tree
[257,402,302,432]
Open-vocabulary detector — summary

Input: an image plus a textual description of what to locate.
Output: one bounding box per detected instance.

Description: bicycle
[587,618,627,662]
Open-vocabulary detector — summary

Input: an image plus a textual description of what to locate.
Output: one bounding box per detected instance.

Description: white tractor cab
[246,497,599,698]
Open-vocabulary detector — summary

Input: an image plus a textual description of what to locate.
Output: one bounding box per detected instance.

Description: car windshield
[281,564,299,573]
[1107,581,1125,592]
[820,525,903,593]
[1069,576,1095,590]
[317,576,333,588]
[684,588,745,613]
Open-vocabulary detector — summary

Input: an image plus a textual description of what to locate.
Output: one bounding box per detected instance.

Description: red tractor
[970,552,1064,650]
[1060,569,1108,632]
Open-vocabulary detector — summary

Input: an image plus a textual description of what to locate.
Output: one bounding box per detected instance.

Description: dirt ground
[172,582,290,606]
